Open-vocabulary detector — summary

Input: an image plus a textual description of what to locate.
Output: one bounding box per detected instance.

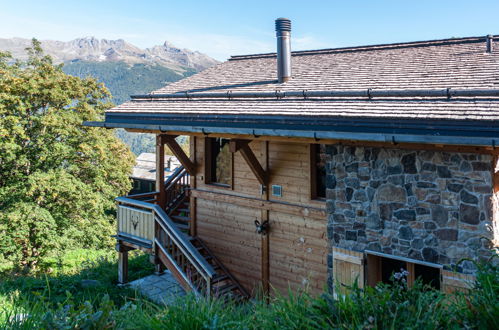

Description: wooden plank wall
[194,138,328,296]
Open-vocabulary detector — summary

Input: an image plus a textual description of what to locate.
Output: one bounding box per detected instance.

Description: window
[133,180,141,190]
[310,144,327,200]
[205,137,232,187]
[366,251,441,290]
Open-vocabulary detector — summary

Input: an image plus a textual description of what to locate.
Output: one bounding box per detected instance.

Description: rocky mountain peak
[0,37,219,72]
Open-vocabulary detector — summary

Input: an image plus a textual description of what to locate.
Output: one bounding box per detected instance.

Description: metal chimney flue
[275,18,292,83]
[486,35,493,53]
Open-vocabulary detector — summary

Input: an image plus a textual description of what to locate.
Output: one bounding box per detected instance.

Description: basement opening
[366,251,441,290]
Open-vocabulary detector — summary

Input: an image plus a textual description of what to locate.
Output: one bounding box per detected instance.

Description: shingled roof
[86,35,499,147]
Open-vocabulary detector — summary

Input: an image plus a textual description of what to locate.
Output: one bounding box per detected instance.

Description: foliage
[452,258,499,329]
[1,248,498,329]
[0,40,135,270]
[62,60,197,156]
[62,60,196,106]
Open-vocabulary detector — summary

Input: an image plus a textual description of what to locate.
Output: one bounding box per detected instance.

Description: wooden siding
[441,270,475,293]
[270,212,328,294]
[117,205,154,243]
[194,138,328,296]
[196,198,262,293]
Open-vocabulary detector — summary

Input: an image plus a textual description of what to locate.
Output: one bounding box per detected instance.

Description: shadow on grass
[0,249,155,309]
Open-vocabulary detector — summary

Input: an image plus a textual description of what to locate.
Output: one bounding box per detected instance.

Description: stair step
[212,274,229,283]
[175,223,190,231]
[176,208,190,213]
[215,284,237,295]
[171,215,191,223]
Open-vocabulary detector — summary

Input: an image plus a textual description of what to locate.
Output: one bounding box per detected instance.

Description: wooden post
[190,136,198,237]
[155,262,165,275]
[156,135,166,209]
[493,156,499,249]
[117,243,129,285]
[260,141,270,298]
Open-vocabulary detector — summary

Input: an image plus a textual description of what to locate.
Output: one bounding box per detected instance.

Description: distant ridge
[0,37,219,72]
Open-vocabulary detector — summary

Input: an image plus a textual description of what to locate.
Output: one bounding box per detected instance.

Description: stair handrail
[116,197,216,282]
[165,166,187,190]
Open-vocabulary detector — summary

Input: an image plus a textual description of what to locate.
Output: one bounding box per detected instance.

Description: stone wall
[325,145,495,281]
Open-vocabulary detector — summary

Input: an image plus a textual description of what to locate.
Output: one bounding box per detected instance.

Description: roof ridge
[229,35,498,61]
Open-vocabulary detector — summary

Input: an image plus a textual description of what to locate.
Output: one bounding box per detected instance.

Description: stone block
[459,203,480,225]
[422,247,439,263]
[401,153,417,173]
[345,230,357,241]
[460,190,478,204]
[376,184,407,203]
[394,209,416,221]
[471,161,490,171]
[435,229,458,241]
[431,205,448,227]
[353,190,367,202]
[387,165,403,175]
[399,226,414,240]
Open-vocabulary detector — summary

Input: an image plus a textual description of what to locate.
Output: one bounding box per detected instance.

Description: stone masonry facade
[325,145,496,283]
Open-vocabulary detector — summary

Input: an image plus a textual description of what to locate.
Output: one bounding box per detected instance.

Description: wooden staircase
[169,198,191,233]
[116,166,249,301]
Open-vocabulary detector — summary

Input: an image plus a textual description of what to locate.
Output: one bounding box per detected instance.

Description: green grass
[0,248,154,325]
[1,249,498,329]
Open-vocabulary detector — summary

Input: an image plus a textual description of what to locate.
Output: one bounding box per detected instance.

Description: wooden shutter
[332,247,364,295]
[441,270,475,294]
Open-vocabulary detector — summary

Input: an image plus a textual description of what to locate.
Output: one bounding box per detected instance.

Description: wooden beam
[493,156,499,249]
[230,139,268,185]
[260,141,270,298]
[190,136,198,237]
[163,135,196,175]
[126,129,499,155]
[156,135,166,209]
[190,188,326,220]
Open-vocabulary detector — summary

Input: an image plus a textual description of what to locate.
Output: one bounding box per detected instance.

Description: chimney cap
[275,18,291,32]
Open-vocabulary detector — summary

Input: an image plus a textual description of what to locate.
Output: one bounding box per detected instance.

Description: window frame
[365,250,443,289]
[204,137,234,189]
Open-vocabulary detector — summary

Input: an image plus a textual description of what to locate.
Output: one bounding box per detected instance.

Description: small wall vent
[271,184,282,197]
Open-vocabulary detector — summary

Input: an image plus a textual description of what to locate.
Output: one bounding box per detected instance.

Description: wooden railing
[115,196,216,295]
[117,203,155,246]
[165,166,190,211]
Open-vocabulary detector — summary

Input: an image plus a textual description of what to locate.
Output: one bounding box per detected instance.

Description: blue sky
[1,0,498,60]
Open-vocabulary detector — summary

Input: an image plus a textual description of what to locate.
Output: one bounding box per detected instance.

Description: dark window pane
[414,264,441,290]
[315,144,326,198]
[381,257,406,284]
[210,138,231,185]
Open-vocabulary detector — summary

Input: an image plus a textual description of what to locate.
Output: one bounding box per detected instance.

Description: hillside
[62,60,196,105]
[0,37,218,155]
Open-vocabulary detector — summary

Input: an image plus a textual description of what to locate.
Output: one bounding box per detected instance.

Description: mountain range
[0,36,218,155]
[0,36,218,72]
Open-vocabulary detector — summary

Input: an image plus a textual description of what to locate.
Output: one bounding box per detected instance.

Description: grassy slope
[1,248,497,329]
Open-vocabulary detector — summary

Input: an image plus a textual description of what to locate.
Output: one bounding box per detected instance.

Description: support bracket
[162,135,196,175]
[229,139,268,186]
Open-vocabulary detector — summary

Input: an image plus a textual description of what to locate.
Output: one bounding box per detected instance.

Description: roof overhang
[84,112,499,148]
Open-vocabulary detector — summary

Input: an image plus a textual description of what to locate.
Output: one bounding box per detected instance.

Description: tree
[0,40,135,270]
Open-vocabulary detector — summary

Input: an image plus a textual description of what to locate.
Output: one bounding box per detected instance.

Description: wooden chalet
[85,19,499,299]
[130,153,180,195]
